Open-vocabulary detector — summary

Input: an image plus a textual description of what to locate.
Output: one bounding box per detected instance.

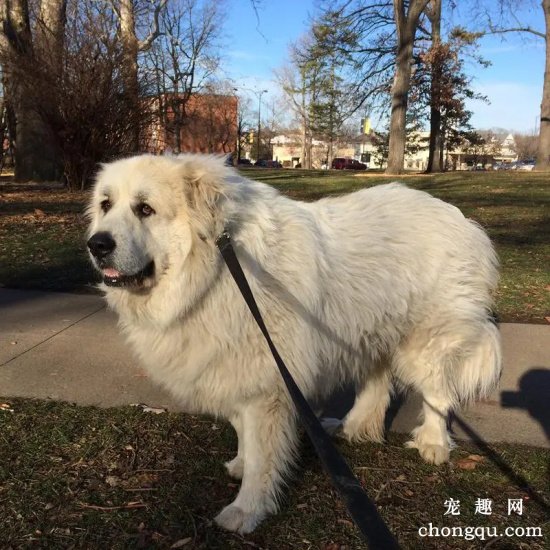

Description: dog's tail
[453,320,502,404]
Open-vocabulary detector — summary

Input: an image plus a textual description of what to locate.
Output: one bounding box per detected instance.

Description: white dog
[87,154,501,534]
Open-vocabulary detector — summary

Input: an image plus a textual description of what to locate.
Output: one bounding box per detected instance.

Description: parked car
[331,157,367,170]
[517,160,535,171]
[238,158,252,166]
[494,162,514,170]
[254,159,282,168]
[348,159,367,170]
[332,157,347,169]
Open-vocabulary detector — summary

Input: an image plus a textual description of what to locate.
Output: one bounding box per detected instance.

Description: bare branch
[482,25,545,40]
[138,0,169,51]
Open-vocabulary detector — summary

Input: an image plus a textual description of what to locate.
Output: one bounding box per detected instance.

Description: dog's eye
[100,199,111,213]
[137,203,155,218]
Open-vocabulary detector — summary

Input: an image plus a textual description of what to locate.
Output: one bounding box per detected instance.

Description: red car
[331,157,367,170]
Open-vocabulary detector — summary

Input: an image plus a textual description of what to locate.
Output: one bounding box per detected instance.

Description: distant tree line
[277,0,550,174]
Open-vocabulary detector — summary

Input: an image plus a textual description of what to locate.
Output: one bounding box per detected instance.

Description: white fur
[88,154,502,532]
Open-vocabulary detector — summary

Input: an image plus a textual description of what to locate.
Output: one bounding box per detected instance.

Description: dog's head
[87,154,230,292]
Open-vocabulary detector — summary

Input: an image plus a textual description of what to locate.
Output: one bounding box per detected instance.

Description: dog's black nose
[87,231,116,258]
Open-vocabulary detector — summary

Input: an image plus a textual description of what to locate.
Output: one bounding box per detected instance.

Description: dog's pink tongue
[103,268,121,278]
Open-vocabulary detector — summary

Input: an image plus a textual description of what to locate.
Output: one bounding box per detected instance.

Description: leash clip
[215,228,232,251]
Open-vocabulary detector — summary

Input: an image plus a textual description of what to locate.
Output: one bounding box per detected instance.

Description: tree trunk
[119,0,166,152]
[119,0,140,151]
[439,118,446,168]
[34,0,66,177]
[426,0,443,173]
[386,32,415,174]
[301,118,307,168]
[36,0,66,70]
[1,0,61,181]
[327,137,334,168]
[386,0,429,175]
[535,0,550,171]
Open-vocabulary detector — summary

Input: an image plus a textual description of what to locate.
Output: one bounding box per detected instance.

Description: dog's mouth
[102,261,155,287]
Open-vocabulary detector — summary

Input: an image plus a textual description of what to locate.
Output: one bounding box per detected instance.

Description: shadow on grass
[0,255,98,292]
[0,199,85,215]
[488,218,550,246]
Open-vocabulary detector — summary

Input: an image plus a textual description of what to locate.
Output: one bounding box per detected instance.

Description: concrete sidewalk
[1,288,548,448]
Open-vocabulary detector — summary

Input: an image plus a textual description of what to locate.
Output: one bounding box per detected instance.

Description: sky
[221,0,546,134]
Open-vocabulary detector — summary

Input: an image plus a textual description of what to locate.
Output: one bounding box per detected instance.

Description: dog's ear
[180,156,227,236]
[182,160,225,210]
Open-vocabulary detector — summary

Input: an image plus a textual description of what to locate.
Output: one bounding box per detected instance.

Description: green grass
[0,169,549,321]
[0,398,548,549]
[0,183,97,292]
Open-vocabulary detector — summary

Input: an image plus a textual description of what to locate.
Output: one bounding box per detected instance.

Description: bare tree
[233,92,252,162]
[6,1,152,189]
[186,81,238,154]
[476,0,550,171]
[277,14,360,169]
[146,0,223,153]
[275,37,317,169]
[513,132,539,160]
[386,0,430,174]
[116,0,167,149]
[35,0,67,72]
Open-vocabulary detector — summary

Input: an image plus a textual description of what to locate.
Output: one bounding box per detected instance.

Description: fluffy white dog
[87,154,501,534]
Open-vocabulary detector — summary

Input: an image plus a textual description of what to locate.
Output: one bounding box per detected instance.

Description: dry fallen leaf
[456,455,484,470]
[467,454,484,462]
[130,403,167,414]
[456,459,477,470]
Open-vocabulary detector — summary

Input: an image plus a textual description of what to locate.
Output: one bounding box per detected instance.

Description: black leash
[216,230,399,549]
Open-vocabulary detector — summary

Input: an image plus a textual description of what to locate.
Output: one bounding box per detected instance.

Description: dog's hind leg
[214,395,298,534]
[396,319,501,465]
[405,388,454,465]
[393,333,455,465]
[342,366,392,443]
[225,413,244,479]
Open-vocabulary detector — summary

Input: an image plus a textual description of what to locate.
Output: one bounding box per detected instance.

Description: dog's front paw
[214,504,263,534]
[406,436,450,465]
[224,456,244,479]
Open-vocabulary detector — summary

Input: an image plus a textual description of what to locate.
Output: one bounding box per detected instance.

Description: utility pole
[232,87,268,162]
[256,89,268,161]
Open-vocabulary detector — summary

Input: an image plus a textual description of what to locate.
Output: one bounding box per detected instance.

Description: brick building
[143,93,238,155]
